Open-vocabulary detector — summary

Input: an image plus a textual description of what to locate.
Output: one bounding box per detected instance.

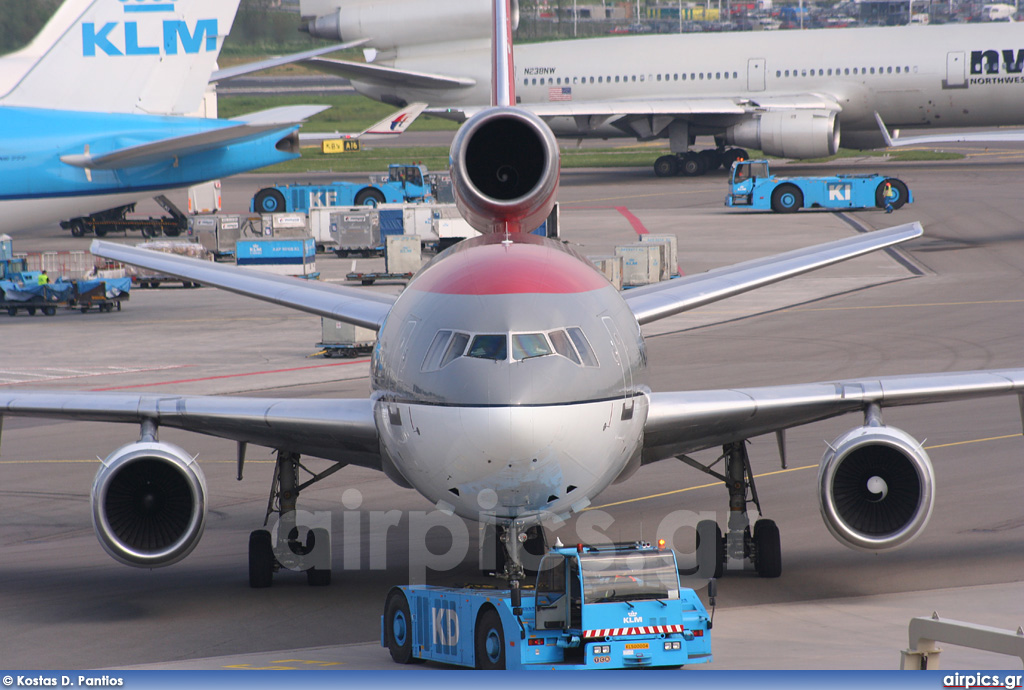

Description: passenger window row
[524,71,740,87]
[775,65,912,77]
[421,327,600,371]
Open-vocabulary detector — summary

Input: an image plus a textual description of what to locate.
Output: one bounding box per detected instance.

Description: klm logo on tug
[83,1,217,57]
[624,611,643,624]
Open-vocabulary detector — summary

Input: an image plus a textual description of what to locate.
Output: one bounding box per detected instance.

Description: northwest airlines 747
[4,0,1024,590]
[297,0,1024,177]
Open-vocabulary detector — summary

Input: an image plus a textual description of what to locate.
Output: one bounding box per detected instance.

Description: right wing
[624,223,922,326]
[298,102,428,144]
[91,241,395,331]
[0,391,381,470]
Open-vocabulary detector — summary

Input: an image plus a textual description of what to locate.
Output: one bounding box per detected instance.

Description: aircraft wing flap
[624,223,922,326]
[0,391,381,470]
[91,241,395,331]
[60,106,330,171]
[642,369,1024,463]
[305,57,476,90]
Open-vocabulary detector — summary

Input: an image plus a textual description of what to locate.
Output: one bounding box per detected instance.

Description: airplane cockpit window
[468,334,508,361]
[548,330,581,365]
[421,329,453,371]
[567,327,600,367]
[440,332,471,368]
[512,333,553,361]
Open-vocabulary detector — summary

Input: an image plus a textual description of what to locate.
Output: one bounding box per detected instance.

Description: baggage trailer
[382,541,712,670]
[60,195,188,237]
[725,159,912,213]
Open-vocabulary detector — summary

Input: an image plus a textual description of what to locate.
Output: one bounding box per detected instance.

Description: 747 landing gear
[247,450,343,588]
[682,441,782,578]
[653,148,749,178]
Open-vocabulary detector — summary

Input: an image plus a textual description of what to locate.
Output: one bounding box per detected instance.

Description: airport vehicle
[382,541,712,669]
[61,196,189,238]
[5,0,1024,592]
[1,255,129,316]
[251,164,433,214]
[0,0,327,234]
[725,160,912,213]
[298,0,1024,177]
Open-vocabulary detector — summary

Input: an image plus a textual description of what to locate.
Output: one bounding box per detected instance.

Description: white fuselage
[357,23,1024,140]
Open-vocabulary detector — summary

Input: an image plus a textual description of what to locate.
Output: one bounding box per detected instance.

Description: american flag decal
[548,86,572,101]
[583,624,686,638]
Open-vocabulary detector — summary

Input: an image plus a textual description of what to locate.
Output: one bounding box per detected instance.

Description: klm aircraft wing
[305,57,476,90]
[59,106,329,171]
[623,223,921,325]
[0,392,381,470]
[643,370,1024,463]
[91,241,395,330]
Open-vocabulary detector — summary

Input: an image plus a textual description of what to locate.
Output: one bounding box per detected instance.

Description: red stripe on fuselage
[411,233,609,295]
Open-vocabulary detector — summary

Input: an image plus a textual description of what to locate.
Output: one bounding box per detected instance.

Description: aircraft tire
[699,149,723,171]
[753,519,782,578]
[305,527,332,586]
[721,148,749,169]
[248,529,275,588]
[70,222,86,237]
[679,153,707,177]
[475,608,507,670]
[770,184,803,213]
[654,155,679,177]
[696,519,724,579]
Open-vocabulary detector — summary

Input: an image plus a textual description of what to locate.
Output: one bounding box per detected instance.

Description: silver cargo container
[331,208,380,256]
[385,235,422,275]
[615,243,663,287]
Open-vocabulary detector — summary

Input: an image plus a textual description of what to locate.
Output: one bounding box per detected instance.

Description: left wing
[60,106,329,171]
[210,40,370,82]
[298,102,427,144]
[0,391,380,469]
[643,370,1024,462]
[92,241,395,330]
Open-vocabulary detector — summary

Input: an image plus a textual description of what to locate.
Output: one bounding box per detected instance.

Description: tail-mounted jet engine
[449,106,560,234]
[818,424,935,552]
[303,0,517,50]
[91,441,207,568]
[725,109,840,160]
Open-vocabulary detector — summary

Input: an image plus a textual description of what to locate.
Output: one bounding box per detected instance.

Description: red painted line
[90,358,370,391]
[615,206,649,235]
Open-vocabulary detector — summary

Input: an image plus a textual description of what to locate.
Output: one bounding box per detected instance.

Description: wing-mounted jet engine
[92,439,207,568]
[818,420,935,552]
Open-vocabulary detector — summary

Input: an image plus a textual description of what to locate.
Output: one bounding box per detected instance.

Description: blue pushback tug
[381,541,713,669]
[726,159,912,213]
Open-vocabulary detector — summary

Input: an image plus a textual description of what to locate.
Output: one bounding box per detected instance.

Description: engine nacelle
[725,109,840,159]
[304,0,516,50]
[91,441,207,568]
[449,106,560,235]
[818,425,935,552]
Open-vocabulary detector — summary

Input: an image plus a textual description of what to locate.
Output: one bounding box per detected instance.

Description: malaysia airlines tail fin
[0,0,239,115]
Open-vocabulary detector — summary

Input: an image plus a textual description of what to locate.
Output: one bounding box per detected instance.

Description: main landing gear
[681,441,782,578]
[248,450,344,588]
[654,148,749,178]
